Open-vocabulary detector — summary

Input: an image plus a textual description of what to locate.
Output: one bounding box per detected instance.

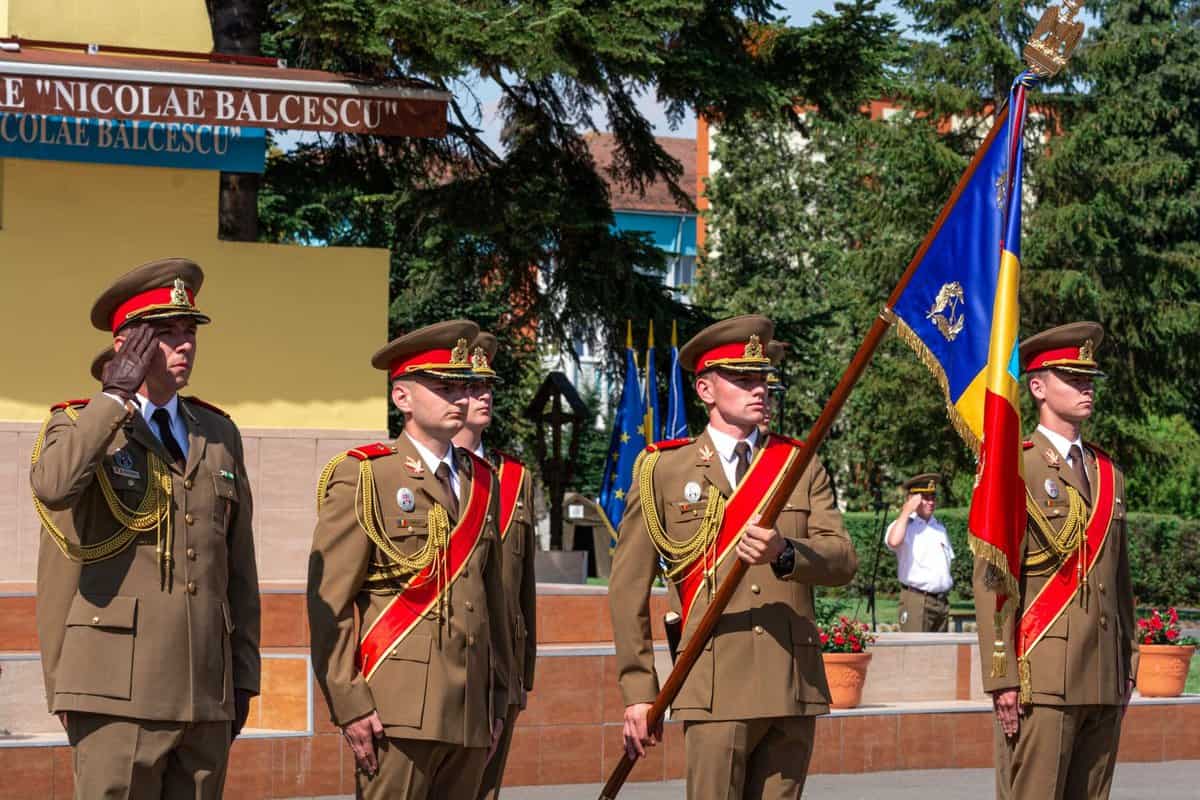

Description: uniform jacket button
[465,601,474,612]
[1098,582,1106,594]
[186,581,197,594]
[184,512,194,525]
[186,547,197,561]
[92,615,100,624]
[1099,614,1108,628]
[467,634,476,646]
[753,624,764,635]
[750,584,761,594]
[184,479,193,490]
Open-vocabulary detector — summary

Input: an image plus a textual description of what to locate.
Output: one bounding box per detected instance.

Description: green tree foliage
[701,0,1200,517]
[1024,0,1200,511]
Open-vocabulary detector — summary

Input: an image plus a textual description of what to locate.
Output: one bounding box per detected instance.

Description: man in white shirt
[885,473,954,632]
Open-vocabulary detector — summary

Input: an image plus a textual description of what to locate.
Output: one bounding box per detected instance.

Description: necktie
[435,462,458,517]
[1068,444,1091,503]
[733,441,752,486]
[151,408,186,468]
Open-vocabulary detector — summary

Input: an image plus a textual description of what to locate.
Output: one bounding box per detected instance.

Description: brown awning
[0,43,448,137]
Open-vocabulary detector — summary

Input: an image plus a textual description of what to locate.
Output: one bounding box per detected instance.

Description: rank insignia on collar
[404,456,426,475]
[698,445,714,463]
[1043,448,1061,469]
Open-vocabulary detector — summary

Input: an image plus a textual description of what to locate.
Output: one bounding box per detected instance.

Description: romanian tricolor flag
[892,73,1038,675]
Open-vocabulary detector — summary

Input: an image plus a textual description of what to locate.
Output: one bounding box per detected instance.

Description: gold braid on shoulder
[31,406,173,579]
[1023,485,1087,575]
[639,449,725,591]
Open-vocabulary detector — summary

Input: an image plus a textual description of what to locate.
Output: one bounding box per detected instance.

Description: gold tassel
[1018,656,1032,705]
[991,643,1008,679]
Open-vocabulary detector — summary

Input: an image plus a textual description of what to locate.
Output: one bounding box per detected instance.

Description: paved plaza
[296,759,1200,799]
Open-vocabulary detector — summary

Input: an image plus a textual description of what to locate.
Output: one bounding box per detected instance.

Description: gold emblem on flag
[1024,0,1086,78]
[170,278,190,307]
[926,282,965,342]
[744,334,764,359]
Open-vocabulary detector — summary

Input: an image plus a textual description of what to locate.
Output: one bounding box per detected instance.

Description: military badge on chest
[1044,479,1060,500]
[110,448,141,481]
[397,487,416,513]
[684,481,702,503]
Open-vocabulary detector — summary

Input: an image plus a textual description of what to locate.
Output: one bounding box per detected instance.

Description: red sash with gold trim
[675,435,802,630]
[1017,450,1117,660]
[356,453,494,681]
[496,454,527,542]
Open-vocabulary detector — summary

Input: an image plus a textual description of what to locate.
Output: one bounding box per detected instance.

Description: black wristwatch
[771,539,795,579]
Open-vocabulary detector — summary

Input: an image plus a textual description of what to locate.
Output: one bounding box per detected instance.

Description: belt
[901,584,950,601]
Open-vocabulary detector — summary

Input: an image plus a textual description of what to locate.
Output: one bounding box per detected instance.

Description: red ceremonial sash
[675,435,802,630]
[496,455,527,542]
[356,453,494,681]
[1017,450,1117,660]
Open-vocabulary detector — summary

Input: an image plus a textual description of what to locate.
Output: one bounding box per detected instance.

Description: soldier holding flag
[608,315,857,799]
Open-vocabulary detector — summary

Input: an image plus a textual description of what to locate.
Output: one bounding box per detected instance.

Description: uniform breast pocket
[1030,614,1069,697]
[389,516,430,558]
[509,503,533,555]
[665,502,705,534]
[377,633,432,728]
[777,506,810,540]
[211,471,239,532]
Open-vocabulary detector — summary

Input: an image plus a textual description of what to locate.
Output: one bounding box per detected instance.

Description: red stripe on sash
[1017,452,1117,659]
[496,455,526,541]
[356,453,494,681]
[675,436,800,631]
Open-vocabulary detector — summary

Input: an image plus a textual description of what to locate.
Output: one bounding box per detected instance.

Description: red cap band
[111,286,196,333]
[389,348,457,379]
[697,342,767,370]
[1026,345,1083,372]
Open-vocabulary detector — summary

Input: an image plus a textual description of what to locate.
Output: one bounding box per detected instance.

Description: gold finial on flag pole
[1024,0,1086,77]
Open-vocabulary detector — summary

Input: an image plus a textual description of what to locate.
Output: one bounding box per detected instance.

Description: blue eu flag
[600,326,647,541]
[663,321,689,440]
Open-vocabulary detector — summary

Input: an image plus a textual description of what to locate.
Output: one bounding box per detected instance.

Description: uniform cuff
[330,683,376,727]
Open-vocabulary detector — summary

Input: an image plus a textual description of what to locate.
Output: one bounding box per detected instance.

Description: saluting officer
[609,315,858,799]
[887,473,954,632]
[451,332,538,799]
[307,320,513,800]
[32,258,261,799]
[974,322,1137,800]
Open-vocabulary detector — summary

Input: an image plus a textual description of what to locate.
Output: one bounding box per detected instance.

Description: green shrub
[840,509,1200,607]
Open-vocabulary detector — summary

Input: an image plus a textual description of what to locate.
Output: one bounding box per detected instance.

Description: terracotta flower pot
[1135,644,1195,697]
[822,651,872,709]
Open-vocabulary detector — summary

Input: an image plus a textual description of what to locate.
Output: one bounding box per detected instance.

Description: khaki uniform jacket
[32,393,261,721]
[490,451,537,700]
[974,429,1137,705]
[307,435,512,747]
[609,431,858,722]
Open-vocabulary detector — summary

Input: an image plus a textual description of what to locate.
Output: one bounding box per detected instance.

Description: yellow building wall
[0,157,390,430]
[3,0,213,52]
[0,0,390,431]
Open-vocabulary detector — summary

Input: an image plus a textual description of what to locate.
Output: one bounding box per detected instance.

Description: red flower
[1151,616,1164,631]
[820,633,829,645]
[1169,608,1179,623]
[834,633,845,645]
[1144,635,1154,645]
[1166,628,1179,641]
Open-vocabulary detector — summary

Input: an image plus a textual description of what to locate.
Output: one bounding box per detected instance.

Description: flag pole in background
[644,320,661,444]
[664,321,689,441]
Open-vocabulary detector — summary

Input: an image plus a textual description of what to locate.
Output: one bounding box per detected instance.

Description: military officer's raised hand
[736,513,786,565]
[102,322,157,401]
[342,710,385,776]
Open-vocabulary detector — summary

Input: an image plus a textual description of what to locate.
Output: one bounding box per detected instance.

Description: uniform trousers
[476,704,521,799]
[357,736,489,800]
[66,712,231,800]
[899,586,950,632]
[683,715,816,800]
[993,703,1123,800]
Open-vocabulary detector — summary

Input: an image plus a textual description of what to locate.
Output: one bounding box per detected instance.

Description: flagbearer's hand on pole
[622,702,661,759]
[992,688,1020,737]
[736,513,785,565]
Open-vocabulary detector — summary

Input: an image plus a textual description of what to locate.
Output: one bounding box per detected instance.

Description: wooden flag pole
[599,105,1013,800]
